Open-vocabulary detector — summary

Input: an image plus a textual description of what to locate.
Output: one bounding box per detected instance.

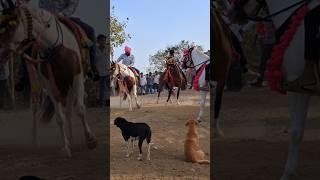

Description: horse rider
[116,46,140,83]
[164,49,187,85]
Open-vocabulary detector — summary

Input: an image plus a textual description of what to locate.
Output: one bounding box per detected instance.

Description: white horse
[228,0,320,179]
[110,62,141,111]
[182,47,210,121]
[0,0,97,157]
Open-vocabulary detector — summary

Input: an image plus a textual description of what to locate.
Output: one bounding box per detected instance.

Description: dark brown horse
[156,64,187,104]
[211,3,239,137]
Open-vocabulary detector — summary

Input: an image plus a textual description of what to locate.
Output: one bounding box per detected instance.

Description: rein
[183,49,210,69]
[245,0,312,22]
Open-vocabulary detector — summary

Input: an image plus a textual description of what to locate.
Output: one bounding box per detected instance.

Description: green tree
[110,6,131,60]
[148,40,204,72]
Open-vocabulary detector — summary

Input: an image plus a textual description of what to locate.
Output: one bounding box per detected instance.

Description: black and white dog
[114,117,152,161]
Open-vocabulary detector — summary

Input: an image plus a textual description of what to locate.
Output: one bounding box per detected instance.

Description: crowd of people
[139,71,160,95]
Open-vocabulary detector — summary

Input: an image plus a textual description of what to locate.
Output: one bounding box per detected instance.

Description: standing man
[153,71,160,92]
[250,21,276,87]
[139,72,146,95]
[0,62,13,110]
[95,34,108,107]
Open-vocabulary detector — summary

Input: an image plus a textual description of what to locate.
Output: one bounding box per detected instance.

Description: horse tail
[39,95,55,123]
[123,94,127,100]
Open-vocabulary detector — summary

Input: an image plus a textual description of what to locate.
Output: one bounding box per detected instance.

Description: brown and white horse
[228,0,320,179]
[0,0,97,157]
[211,3,238,137]
[110,61,141,111]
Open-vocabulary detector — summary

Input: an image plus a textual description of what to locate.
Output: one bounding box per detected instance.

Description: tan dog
[184,119,210,164]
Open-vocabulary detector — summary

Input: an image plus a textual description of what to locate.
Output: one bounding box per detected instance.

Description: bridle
[182,48,210,69]
[111,62,122,80]
[0,1,63,65]
[233,0,313,22]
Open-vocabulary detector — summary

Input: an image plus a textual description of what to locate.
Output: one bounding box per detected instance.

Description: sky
[111,0,210,73]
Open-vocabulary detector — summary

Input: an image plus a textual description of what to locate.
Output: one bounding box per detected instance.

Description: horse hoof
[60,147,72,158]
[137,105,141,109]
[137,157,142,161]
[87,136,98,149]
[125,154,130,158]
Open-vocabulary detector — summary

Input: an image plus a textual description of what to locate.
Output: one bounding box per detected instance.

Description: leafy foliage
[110,6,131,58]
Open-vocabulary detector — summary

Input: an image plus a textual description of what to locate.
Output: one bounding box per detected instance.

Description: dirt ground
[0,107,108,180]
[215,86,320,180]
[110,90,210,180]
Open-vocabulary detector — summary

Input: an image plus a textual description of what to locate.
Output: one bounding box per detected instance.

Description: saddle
[57,16,93,48]
[56,15,93,73]
[128,67,139,76]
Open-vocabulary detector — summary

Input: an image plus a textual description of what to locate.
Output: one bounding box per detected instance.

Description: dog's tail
[197,160,210,164]
[146,128,152,144]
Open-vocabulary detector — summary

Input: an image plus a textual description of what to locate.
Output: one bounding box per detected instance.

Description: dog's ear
[195,120,199,126]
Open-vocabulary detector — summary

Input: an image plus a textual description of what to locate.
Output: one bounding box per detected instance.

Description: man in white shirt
[139,73,147,95]
[153,71,160,92]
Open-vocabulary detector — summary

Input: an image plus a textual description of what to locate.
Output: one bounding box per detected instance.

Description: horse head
[110,61,121,80]
[0,0,28,64]
[181,47,194,69]
[228,0,267,24]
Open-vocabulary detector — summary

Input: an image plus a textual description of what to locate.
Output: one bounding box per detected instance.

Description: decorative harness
[182,48,210,69]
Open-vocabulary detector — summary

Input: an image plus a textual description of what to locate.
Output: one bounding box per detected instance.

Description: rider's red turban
[124,46,131,53]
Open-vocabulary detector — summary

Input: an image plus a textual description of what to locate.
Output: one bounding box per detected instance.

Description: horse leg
[119,92,122,108]
[55,102,71,157]
[166,87,173,104]
[157,83,163,104]
[127,93,133,111]
[65,92,74,145]
[31,102,38,146]
[133,84,141,109]
[281,92,309,180]
[197,90,207,122]
[214,80,225,138]
[176,87,181,105]
[74,75,97,150]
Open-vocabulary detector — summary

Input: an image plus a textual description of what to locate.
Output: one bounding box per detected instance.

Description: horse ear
[185,121,189,127]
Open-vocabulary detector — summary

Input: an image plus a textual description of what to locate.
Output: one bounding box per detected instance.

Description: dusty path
[214,87,320,180]
[110,90,210,179]
[0,108,108,180]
